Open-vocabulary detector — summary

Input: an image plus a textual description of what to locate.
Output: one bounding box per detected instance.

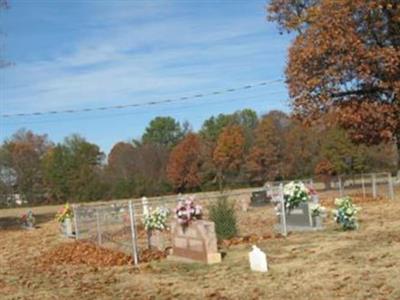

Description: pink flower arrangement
[307,185,317,195]
[20,210,35,227]
[175,196,202,226]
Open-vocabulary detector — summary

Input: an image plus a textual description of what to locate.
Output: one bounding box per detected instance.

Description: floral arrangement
[175,196,202,226]
[143,206,170,231]
[56,203,74,223]
[283,181,311,211]
[21,210,35,227]
[333,197,360,230]
[310,203,326,217]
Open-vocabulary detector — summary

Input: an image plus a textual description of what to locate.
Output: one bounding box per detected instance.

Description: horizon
[0,0,291,153]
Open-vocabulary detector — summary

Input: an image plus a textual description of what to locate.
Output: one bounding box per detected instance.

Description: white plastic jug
[249,245,268,272]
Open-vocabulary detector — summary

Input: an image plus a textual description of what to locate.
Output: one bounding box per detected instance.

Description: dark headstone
[250,190,271,207]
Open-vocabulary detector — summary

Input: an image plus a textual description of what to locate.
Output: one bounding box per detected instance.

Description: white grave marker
[142,197,149,217]
[249,245,268,273]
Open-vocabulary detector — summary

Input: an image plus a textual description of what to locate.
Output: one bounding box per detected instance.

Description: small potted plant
[20,210,35,229]
[56,203,74,237]
[333,197,360,230]
[310,203,326,227]
[143,206,169,250]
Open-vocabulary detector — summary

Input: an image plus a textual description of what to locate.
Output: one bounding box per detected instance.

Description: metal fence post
[372,173,377,199]
[361,174,366,199]
[128,200,139,265]
[279,183,287,237]
[388,173,395,201]
[338,176,344,197]
[72,204,79,239]
[96,208,102,245]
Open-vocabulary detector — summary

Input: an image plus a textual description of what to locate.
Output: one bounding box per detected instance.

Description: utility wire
[1,90,288,126]
[1,78,283,118]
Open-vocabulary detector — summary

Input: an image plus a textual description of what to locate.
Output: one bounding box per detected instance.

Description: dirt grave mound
[38,241,169,268]
[39,241,133,267]
[141,248,168,262]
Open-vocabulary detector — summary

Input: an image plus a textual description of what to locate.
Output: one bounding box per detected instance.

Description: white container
[64,218,73,237]
[312,194,319,204]
[249,245,268,272]
[142,197,149,217]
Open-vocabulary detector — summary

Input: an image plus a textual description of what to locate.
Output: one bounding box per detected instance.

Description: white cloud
[2,3,289,114]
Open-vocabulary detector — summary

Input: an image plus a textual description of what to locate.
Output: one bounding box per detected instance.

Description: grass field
[1,189,400,299]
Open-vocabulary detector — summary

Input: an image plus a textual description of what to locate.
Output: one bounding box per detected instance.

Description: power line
[1,79,283,118]
[1,90,288,126]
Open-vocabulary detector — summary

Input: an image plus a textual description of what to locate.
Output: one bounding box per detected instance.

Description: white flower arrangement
[143,206,170,231]
[332,196,360,230]
[283,181,311,211]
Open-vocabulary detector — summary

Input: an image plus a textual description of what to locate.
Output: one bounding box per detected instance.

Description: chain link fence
[73,202,139,263]
[73,187,277,264]
[73,172,397,265]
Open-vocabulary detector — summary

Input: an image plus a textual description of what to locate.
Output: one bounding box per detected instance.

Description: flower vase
[148,230,164,251]
[312,216,322,228]
[63,218,73,237]
[25,220,35,229]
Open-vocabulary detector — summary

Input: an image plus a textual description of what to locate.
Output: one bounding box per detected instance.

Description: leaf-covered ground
[1,197,400,299]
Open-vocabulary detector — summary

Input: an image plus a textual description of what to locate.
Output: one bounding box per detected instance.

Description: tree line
[1,0,399,206]
[0,109,398,206]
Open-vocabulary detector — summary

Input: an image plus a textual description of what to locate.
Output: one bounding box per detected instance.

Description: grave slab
[168,220,221,264]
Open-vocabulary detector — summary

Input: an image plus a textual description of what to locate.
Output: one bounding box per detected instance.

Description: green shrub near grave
[209,196,238,240]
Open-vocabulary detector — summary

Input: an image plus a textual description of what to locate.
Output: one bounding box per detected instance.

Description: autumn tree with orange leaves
[2,130,52,204]
[105,142,137,198]
[167,133,202,192]
[213,125,245,189]
[268,0,400,166]
[245,111,288,183]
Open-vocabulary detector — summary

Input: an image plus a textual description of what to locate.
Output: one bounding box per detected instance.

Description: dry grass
[1,193,400,299]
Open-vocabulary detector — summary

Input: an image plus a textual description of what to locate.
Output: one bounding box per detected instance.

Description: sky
[0,0,293,154]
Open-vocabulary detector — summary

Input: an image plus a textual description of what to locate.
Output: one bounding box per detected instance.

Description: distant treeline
[0,109,398,206]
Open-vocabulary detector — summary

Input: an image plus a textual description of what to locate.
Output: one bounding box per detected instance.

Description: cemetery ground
[0,190,400,299]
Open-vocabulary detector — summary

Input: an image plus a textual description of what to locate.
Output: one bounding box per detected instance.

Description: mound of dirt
[140,248,168,262]
[39,241,133,267]
[38,241,169,268]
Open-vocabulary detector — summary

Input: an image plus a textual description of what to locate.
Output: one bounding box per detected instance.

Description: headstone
[149,230,165,251]
[168,220,221,264]
[285,202,312,227]
[249,245,268,272]
[250,190,270,207]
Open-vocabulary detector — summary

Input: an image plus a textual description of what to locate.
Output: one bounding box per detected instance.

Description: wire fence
[72,172,397,265]
[311,172,395,202]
